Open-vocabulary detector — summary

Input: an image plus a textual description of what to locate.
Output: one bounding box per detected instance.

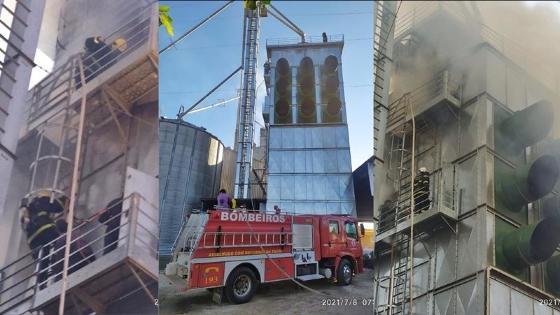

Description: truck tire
[337,259,353,286]
[225,266,258,304]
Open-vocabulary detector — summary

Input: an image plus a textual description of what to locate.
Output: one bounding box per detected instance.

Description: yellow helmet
[112,38,127,52]
[36,190,52,198]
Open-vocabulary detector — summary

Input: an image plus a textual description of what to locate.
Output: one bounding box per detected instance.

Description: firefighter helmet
[112,38,127,52]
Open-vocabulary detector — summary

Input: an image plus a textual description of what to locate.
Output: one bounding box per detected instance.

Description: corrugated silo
[159,118,224,257]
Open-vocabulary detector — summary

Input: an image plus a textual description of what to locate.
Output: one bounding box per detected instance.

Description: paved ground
[158,269,375,315]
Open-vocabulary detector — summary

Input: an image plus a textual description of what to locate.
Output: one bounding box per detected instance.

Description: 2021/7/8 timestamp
[321,298,375,306]
[539,299,560,306]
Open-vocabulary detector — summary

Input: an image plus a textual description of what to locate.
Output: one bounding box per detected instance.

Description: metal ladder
[176,213,209,257]
[387,232,410,315]
[373,1,397,159]
[235,10,260,199]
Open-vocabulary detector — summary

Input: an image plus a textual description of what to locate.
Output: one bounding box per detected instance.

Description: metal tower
[234,7,260,199]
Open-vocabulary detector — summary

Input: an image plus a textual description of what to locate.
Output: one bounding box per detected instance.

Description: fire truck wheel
[225,266,258,304]
[337,259,353,286]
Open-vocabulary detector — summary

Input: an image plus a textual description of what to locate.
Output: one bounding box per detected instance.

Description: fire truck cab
[165,209,364,304]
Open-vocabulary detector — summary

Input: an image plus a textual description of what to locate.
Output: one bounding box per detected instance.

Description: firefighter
[20,191,66,289]
[99,197,123,255]
[216,189,231,209]
[413,167,431,213]
[75,36,123,88]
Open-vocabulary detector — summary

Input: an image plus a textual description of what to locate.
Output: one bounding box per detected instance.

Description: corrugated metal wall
[264,41,356,215]
[159,119,223,256]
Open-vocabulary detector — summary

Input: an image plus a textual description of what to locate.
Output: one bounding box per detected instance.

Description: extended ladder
[235,9,260,199]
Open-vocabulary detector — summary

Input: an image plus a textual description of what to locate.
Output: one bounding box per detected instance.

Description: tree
[159,5,174,37]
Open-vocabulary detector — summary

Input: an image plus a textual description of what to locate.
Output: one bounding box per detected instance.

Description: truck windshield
[344,221,357,239]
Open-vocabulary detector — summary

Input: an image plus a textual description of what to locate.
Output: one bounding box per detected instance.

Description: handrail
[266,34,344,46]
[387,70,461,127]
[378,165,456,234]
[0,192,158,314]
[26,2,156,123]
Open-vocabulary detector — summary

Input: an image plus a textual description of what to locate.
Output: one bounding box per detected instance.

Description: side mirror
[360,223,365,236]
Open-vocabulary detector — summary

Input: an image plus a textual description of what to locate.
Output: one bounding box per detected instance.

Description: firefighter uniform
[75,36,118,89]
[413,168,430,213]
[22,194,65,288]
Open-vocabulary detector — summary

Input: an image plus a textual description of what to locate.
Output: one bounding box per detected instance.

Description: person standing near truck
[216,189,232,209]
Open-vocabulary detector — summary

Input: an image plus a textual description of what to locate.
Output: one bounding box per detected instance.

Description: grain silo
[159,118,224,257]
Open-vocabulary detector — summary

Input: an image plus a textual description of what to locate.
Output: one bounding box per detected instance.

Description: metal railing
[0,192,158,314]
[266,34,344,46]
[27,2,156,124]
[387,70,462,129]
[378,167,456,234]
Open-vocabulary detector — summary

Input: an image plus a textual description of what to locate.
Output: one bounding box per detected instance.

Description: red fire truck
[165,208,365,304]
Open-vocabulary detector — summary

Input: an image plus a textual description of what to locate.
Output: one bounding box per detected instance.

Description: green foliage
[159,5,174,37]
[244,0,270,10]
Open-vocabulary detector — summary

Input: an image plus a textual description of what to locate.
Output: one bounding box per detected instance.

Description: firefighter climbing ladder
[235,9,260,199]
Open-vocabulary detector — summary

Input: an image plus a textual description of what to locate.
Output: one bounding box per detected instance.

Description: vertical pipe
[58,56,88,315]
[51,111,70,198]
[408,96,415,315]
[29,130,45,194]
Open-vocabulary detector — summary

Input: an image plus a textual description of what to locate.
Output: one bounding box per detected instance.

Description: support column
[292,66,297,124]
[315,64,322,123]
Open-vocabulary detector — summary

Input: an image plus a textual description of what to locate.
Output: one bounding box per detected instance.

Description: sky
[159,1,374,170]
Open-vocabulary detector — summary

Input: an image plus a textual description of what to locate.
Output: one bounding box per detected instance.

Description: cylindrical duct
[497,155,559,212]
[500,217,560,270]
[297,57,316,123]
[498,101,554,151]
[274,58,292,124]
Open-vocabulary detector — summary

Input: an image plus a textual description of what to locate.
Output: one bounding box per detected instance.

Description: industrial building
[263,36,356,215]
[0,0,44,245]
[372,1,560,314]
[0,1,159,314]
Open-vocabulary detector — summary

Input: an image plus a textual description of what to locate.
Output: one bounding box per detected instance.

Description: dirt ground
[158,269,375,315]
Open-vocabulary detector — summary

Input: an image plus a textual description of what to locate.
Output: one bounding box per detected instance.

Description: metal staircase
[166,213,209,287]
[235,9,260,199]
